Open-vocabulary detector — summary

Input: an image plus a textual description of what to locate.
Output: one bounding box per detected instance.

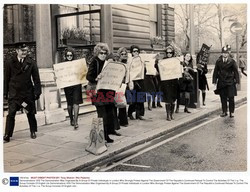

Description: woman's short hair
[93,43,110,56]
[117,47,128,56]
[64,47,75,60]
[130,45,140,54]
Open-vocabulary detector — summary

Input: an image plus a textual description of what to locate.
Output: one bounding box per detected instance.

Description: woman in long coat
[179,53,194,113]
[127,45,146,120]
[63,48,83,129]
[155,46,179,121]
[197,61,208,106]
[86,43,121,143]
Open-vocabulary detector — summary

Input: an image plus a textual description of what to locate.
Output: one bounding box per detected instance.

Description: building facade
[3,4,175,129]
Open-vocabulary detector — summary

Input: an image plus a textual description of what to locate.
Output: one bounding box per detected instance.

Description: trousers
[5,101,37,137]
[219,94,235,113]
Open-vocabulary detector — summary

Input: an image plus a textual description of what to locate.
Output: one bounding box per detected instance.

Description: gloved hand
[34,94,40,100]
[95,74,103,81]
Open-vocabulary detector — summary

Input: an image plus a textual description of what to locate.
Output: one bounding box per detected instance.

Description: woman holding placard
[127,45,146,120]
[86,43,121,143]
[63,48,83,129]
[117,47,129,127]
[155,46,179,121]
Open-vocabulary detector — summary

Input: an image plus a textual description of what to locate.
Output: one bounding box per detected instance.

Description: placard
[140,54,157,75]
[129,56,145,81]
[96,62,126,91]
[158,58,183,81]
[53,58,88,89]
[197,43,211,66]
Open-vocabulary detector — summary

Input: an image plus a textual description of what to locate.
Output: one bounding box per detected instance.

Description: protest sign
[140,54,157,75]
[197,43,211,65]
[96,62,126,91]
[129,56,145,81]
[85,118,107,155]
[53,58,88,89]
[158,58,182,81]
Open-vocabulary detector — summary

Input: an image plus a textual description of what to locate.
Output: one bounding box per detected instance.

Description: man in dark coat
[3,42,42,142]
[212,46,239,118]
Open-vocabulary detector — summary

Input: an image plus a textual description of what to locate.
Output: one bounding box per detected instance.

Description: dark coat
[86,57,115,105]
[212,56,239,97]
[86,57,105,84]
[5,55,41,106]
[155,57,179,103]
[144,73,156,94]
[197,64,208,90]
[179,61,194,93]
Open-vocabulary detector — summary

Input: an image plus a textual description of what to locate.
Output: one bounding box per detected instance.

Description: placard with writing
[53,58,88,89]
[140,54,157,75]
[197,43,211,66]
[96,62,126,91]
[129,56,145,81]
[158,58,182,81]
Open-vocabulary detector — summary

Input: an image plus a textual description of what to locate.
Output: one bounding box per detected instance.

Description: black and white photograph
[1,1,249,191]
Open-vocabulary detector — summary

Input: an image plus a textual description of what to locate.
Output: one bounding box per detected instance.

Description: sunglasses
[132,50,139,53]
[66,54,73,57]
[166,52,173,54]
[99,52,107,55]
[121,53,127,56]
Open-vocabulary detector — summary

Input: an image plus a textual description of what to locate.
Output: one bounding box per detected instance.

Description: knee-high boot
[165,103,171,121]
[170,103,175,120]
[202,92,206,106]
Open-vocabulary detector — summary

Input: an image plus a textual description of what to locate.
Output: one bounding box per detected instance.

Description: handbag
[114,83,127,108]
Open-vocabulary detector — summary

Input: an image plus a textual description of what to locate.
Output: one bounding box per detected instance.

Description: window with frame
[149,4,157,38]
[3,4,35,44]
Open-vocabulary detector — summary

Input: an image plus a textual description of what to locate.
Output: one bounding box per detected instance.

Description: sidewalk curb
[69,96,247,172]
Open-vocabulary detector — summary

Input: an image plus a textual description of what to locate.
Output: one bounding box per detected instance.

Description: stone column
[36,4,66,124]
[100,5,113,51]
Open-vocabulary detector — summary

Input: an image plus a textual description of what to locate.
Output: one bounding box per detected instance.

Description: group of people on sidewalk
[3,42,242,144]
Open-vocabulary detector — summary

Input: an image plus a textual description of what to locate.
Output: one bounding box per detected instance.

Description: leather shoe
[3,135,10,143]
[110,131,121,136]
[120,124,128,127]
[106,137,114,143]
[136,116,146,120]
[128,115,135,120]
[70,120,74,126]
[184,108,191,113]
[157,102,163,108]
[30,132,36,139]
[220,113,228,117]
[74,124,79,129]
[230,113,234,118]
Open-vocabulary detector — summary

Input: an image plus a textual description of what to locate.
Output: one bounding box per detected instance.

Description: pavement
[3,73,247,172]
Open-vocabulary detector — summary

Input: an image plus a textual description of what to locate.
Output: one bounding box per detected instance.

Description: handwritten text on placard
[96,62,126,91]
[158,58,182,81]
[53,58,88,89]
